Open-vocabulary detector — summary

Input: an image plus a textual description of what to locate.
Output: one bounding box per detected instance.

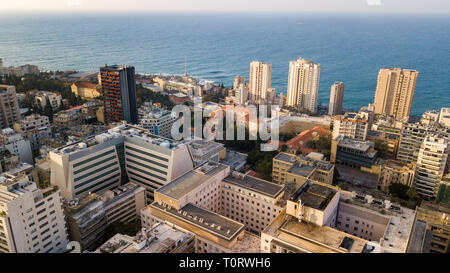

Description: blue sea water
[0,12,449,115]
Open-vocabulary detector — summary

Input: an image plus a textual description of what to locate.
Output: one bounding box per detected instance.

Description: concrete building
[286,57,321,113]
[233,75,245,90]
[0,85,21,129]
[13,114,51,154]
[34,91,62,111]
[138,107,177,138]
[94,222,195,253]
[187,139,226,166]
[439,107,450,128]
[100,65,138,124]
[0,62,39,77]
[141,162,262,253]
[332,112,369,141]
[421,110,440,126]
[415,201,450,253]
[0,173,68,253]
[414,135,450,199]
[0,128,33,165]
[0,147,19,173]
[71,82,101,100]
[367,130,401,158]
[249,61,272,103]
[272,152,334,185]
[53,110,83,129]
[378,159,416,192]
[234,83,248,105]
[50,123,194,201]
[373,68,419,121]
[328,82,345,116]
[261,180,416,253]
[331,135,377,169]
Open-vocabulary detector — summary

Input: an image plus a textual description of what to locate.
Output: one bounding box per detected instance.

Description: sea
[0,12,449,115]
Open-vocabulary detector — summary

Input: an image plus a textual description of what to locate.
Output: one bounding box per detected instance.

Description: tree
[281,144,288,152]
[389,183,410,200]
[337,182,349,191]
[375,140,389,159]
[406,188,420,201]
[43,97,54,123]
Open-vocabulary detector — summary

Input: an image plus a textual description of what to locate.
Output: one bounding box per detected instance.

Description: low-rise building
[439,107,450,128]
[71,81,101,100]
[378,160,416,192]
[33,91,62,111]
[138,106,177,138]
[187,139,226,166]
[332,112,369,141]
[13,114,51,154]
[278,126,330,154]
[94,222,195,253]
[0,128,33,164]
[331,135,377,170]
[415,202,450,253]
[273,152,334,185]
[53,110,83,129]
[0,85,21,129]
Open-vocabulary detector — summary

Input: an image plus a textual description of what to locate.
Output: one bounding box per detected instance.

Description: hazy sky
[0,0,449,13]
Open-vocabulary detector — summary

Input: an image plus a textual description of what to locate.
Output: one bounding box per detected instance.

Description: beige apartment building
[378,159,416,192]
[328,82,345,116]
[373,68,419,121]
[272,152,334,185]
[71,82,101,100]
[0,85,21,129]
[286,57,321,113]
[249,61,272,103]
[415,201,450,253]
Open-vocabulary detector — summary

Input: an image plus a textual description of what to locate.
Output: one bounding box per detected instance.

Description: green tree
[375,140,389,159]
[43,97,54,123]
[389,183,410,200]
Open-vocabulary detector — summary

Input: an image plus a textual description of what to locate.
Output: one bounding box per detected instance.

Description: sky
[0,0,450,14]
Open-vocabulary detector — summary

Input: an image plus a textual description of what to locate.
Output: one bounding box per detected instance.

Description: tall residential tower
[328,82,345,116]
[100,65,138,124]
[249,61,272,103]
[286,58,321,113]
[373,68,419,121]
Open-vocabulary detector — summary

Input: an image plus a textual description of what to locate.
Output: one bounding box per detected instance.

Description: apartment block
[415,202,450,253]
[0,173,68,253]
[439,107,450,128]
[13,114,51,154]
[286,57,321,113]
[328,82,345,116]
[138,107,177,138]
[373,68,419,121]
[34,91,62,111]
[272,152,334,185]
[0,128,33,165]
[249,61,272,103]
[414,135,450,199]
[333,112,369,141]
[0,85,21,129]
[378,159,416,192]
[331,135,377,169]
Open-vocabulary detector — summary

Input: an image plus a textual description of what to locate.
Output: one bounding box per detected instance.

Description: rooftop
[157,162,229,200]
[151,202,245,241]
[95,223,194,253]
[187,139,225,157]
[223,172,285,198]
[287,163,315,178]
[290,181,337,211]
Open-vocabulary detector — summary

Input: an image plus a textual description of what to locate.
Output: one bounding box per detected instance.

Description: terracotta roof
[73,81,98,89]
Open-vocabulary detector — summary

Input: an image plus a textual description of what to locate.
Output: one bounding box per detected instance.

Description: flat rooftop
[290,182,337,211]
[274,152,296,163]
[151,202,244,241]
[188,139,225,157]
[223,173,285,198]
[157,162,228,200]
[287,163,315,178]
[220,150,247,170]
[95,223,193,253]
[263,210,370,253]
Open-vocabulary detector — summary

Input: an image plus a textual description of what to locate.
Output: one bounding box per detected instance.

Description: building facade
[328,82,345,116]
[332,112,369,141]
[286,57,321,113]
[100,65,138,124]
[0,85,21,129]
[249,61,272,103]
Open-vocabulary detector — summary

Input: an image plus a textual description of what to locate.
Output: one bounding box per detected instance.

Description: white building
[234,83,248,105]
[439,107,450,128]
[34,91,62,110]
[249,61,272,103]
[0,173,68,253]
[414,135,450,198]
[0,128,33,165]
[138,106,177,138]
[13,114,51,153]
[50,123,194,202]
[332,112,369,141]
[286,57,321,113]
